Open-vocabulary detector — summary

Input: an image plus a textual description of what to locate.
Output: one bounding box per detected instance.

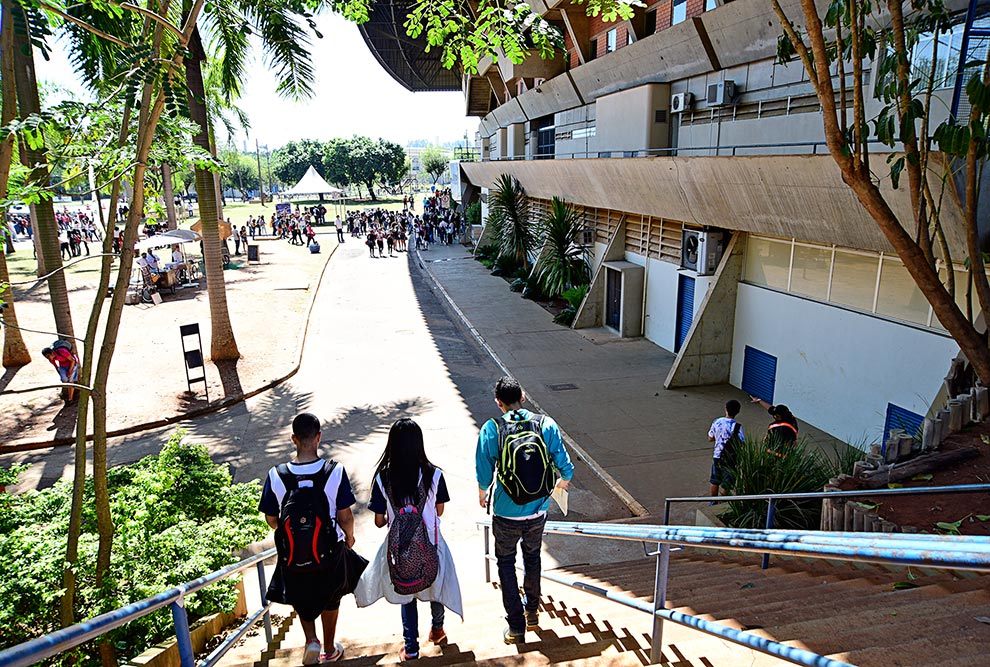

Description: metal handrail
[0,548,277,667]
[477,519,990,666]
[662,483,990,569]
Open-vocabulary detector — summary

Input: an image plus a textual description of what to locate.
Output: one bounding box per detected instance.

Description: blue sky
[36,12,477,151]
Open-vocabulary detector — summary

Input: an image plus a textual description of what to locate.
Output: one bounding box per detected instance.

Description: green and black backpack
[495,410,556,505]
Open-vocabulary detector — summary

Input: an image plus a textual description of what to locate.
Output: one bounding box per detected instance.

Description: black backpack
[384,473,440,595]
[495,411,556,505]
[274,460,341,573]
[721,422,743,467]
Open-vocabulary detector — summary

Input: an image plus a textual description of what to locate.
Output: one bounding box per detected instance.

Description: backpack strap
[731,422,742,440]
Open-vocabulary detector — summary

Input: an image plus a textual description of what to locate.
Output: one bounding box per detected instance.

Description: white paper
[551,486,569,516]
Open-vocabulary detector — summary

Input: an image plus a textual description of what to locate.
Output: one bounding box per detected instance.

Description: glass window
[645,9,657,35]
[933,267,975,330]
[705,0,718,10]
[606,29,617,53]
[830,251,879,312]
[672,0,687,25]
[790,244,831,300]
[876,258,930,324]
[589,38,597,60]
[744,237,790,290]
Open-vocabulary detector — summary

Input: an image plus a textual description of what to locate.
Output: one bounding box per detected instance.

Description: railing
[664,483,990,568]
[0,548,277,667]
[480,139,886,162]
[479,519,990,666]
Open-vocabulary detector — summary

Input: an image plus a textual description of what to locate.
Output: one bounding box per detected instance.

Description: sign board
[449,160,461,201]
[275,203,291,215]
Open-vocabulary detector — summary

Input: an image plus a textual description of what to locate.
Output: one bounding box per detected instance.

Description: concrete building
[361,0,990,447]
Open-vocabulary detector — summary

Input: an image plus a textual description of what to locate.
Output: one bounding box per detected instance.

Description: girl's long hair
[375,418,437,504]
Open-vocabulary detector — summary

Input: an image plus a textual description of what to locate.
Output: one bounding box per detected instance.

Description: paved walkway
[420,243,842,522]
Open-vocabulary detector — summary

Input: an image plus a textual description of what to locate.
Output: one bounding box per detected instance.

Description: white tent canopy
[282,166,344,198]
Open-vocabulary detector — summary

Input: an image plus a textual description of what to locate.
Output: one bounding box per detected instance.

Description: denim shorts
[710,458,732,486]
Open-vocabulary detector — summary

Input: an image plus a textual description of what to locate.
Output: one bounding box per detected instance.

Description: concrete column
[508,123,526,159]
[560,8,593,65]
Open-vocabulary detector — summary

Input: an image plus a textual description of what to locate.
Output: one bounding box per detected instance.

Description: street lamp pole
[255,138,266,206]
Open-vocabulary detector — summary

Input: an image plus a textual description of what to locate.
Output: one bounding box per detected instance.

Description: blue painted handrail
[478,519,990,666]
[0,548,276,667]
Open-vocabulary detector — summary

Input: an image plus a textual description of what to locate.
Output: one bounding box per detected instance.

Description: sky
[35,12,478,152]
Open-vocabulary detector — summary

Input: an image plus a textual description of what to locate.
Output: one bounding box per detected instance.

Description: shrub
[491,254,518,277]
[509,278,527,292]
[535,197,591,298]
[465,200,482,228]
[721,437,837,530]
[0,431,268,667]
[554,306,577,326]
[561,284,589,309]
[474,243,498,262]
[488,174,534,271]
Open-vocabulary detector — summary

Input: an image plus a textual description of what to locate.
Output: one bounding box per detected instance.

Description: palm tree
[0,3,31,367]
[489,173,534,272]
[535,197,591,298]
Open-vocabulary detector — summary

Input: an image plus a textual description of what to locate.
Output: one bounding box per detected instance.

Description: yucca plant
[489,174,534,271]
[536,197,591,299]
[721,437,835,530]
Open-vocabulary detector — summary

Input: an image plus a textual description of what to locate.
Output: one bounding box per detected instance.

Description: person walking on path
[708,399,744,498]
[335,215,345,243]
[475,376,573,645]
[258,413,356,664]
[355,418,463,661]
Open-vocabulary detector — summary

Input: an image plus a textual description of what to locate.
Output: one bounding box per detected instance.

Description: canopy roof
[283,166,344,198]
[134,229,202,251]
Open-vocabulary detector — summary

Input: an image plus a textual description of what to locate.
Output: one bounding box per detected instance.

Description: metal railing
[479,139,886,162]
[664,483,990,568]
[479,519,990,666]
[0,548,277,667]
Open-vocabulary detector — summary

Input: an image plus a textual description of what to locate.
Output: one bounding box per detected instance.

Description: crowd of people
[348,191,464,259]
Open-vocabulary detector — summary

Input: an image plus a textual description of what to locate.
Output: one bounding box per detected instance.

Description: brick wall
[686,0,706,19]
[656,1,672,30]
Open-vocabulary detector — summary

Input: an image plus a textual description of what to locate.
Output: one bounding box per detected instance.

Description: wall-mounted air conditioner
[706,81,736,106]
[670,92,694,113]
[681,230,725,275]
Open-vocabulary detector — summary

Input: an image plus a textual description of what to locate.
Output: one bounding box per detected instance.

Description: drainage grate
[546,383,579,391]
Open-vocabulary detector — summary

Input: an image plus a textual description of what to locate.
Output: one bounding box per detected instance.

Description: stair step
[829,625,990,667]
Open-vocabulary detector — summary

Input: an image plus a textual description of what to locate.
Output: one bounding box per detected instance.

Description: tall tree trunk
[11,2,74,345]
[0,0,31,367]
[365,180,377,201]
[186,26,239,360]
[162,163,177,230]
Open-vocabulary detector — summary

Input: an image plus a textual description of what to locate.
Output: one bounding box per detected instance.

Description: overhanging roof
[357,2,461,92]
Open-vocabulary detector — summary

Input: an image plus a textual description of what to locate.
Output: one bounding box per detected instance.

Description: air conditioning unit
[579,227,596,247]
[681,230,725,275]
[670,92,694,113]
[706,80,736,106]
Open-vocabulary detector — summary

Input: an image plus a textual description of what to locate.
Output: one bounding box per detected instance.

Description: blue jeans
[400,600,444,655]
[493,514,546,633]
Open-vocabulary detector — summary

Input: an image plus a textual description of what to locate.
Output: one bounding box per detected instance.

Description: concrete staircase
[218,550,990,667]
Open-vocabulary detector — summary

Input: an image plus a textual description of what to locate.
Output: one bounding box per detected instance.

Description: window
[933,267,973,330]
[627,29,634,46]
[645,9,657,35]
[606,29,617,53]
[789,244,831,300]
[705,0,719,10]
[829,251,879,312]
[744,237,790,291]
[672,0,687,25]
[589,38,597,60]
[876,258,930,325]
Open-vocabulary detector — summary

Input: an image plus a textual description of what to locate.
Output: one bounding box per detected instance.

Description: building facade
[362,0,989,447]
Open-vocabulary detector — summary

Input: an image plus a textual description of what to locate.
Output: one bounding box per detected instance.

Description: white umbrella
[133,229,202,251]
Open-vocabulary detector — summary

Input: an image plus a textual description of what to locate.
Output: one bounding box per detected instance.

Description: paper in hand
[551,485,569,516]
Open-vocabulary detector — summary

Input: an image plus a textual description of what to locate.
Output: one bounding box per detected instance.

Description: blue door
[675,275,695,352]
[742,346,777,403]
[883,403,924,441]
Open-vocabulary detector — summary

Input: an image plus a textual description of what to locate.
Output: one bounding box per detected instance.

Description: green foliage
[535,197,591,298]
[474,243,498,261]
[490,253,519,277]
[488,174,533,271]
[270,136,407,200]
[0,431,268,666]
[721,437,840,530]
[465,200,482,228]
[420,146,449,184]
[562,284,590,309]
[509,277,527,293]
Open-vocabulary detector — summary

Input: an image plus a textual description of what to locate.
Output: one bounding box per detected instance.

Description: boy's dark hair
[292,412,321,442]
[725,399,741,418]
[41,347,53,356]
[494,376,523,405]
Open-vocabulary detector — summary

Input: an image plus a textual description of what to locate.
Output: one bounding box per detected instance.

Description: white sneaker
[302,639,321,665]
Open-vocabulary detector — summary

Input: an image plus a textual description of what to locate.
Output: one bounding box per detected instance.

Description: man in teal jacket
[476,376,574,644]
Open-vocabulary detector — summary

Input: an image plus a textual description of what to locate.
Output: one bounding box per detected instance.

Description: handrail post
[483,524,492,584]
[762,499,777,570]
[649,543,671,664]
[256,561,272,644]
[662,499,671,526]
[170,599,195,667]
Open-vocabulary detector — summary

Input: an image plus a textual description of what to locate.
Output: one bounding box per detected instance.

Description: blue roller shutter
[675,275,695,352]
[883,403,924,441]
[741,346,776,404]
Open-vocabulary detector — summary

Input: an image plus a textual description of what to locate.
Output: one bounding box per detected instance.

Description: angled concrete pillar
[561,8,593,65]
[664,233,744,388]
[573,217,626,329]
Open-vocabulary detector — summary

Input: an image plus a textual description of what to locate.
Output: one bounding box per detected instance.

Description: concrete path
[419,243,843,524]
[0,238,639,577]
